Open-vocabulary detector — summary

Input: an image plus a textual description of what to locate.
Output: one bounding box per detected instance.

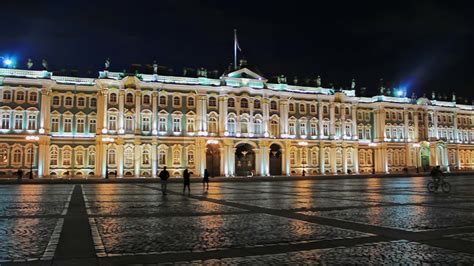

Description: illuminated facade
[0,67,473,178]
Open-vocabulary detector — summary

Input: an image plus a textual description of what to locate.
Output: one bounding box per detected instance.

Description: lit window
[50,147,58,166]
[12,148,22,164]
[1,113,10,129]
[173,118,181,132]
[227,118,236,134]
[27,114,36,130]
[209,97,217,107]
[51,117,59,132]
[159,117,167,132]
[187,118,194,132]
[77,118,85,133]
[14,114,23,130]
[64,118,72,132]
[159,150,166,165]
[107,149,116,165]
[62,148,71,166]
[208,117,217,133]
[29,92,38,102]
[142,117,151,131]
[89,119,96,133]
[108,116,117,131]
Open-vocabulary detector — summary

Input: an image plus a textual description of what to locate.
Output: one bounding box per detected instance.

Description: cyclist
[430,165,445,185]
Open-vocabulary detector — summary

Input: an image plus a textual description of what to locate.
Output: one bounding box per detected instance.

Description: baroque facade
[0,67,473,178]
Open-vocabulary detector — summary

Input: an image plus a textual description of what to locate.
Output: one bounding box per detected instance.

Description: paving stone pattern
[1,176,474,265]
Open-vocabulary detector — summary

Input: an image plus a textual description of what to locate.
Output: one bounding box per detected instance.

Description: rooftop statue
[351,78,356,89]
[316,75,321,87]
[105,58,110,70]
[27,58,34,70]
[153,61,158,74]
[42,59,48,70]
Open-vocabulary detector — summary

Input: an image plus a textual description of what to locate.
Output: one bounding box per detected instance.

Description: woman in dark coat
[183,169,191,193]
[203,169,210,190]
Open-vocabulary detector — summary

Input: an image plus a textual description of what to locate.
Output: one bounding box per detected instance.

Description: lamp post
[25,136,40,179]
[103,137,115,179]
[298,141,308,176]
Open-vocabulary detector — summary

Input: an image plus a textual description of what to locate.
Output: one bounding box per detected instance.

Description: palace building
[0,66,473,178]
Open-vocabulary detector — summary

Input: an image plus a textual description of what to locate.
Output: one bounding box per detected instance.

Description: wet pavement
[0,175,474,265]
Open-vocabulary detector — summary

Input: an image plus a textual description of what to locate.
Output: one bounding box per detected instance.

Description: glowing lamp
[3,59,12,66]
[101,128,108,134]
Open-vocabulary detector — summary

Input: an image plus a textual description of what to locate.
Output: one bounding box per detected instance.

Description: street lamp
[1,56,15,68]
[103,137,115,179]
[25,135,40,179]
[298,141,308,176]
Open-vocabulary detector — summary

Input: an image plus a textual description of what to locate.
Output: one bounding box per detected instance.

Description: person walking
[159,166,170,195]
[16,168,23,182]
[203,169,210,190]
[183,168,191,194]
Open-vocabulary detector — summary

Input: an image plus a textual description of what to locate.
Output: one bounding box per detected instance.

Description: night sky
[2,0,474,99]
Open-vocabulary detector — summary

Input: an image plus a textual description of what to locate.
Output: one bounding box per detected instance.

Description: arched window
[240,98,248,108]
[65,96,73,106]
[173,149,181,165]
[159,95,167,105]
[290,149,296,165]
[62,148,72,166]
[90,98,97,108]
[88,147,95,166]
[16,91,25,101]
[270,101,277,110]
[3,90,11,100]
[323,106,328,114]
[142,149,150,165]
[186,117,195,132]
[289,103,295,112]
[254,99,261,109]
[50,147,58,166]
[29,92,38,102]
[159,150,167,165]
[77,97,85,107]
[107,149,116,165]
[187,150,194,165]
[12,148,22,165]
[173,96,181,106]
[335,106,340,115]
[25,146,34,166]
[109,93,117,104]
[75,149,84,166]
[187,97,195,107]
[126,93,134,104]
[228,98,235,107]
[270,120,279,137]
[254,119,262,135]
[301,148,308,165]
[227,118,236,134]
[124,147,134,168]
[1,113,10,129]
[208,117,218,133]
[311,150,318,166]
[143,95,151,105]
[240,118,249,134]
[209,97,217,107]
[52,96,60,106]
[0,145,8,165]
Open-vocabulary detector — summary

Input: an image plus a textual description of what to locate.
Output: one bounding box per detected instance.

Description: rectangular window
[89,119,96,133]
[14,114,23,130]
[300,123,306,136]
[51,117,59,132]
[323,123,329,136]
[142,117,150,131]
[125,116,134,131]
[77,118,85,133]
[27,114,36,130]
[159,117,166,131]
[187,118,194,132]
[29,92,38,102]
[173,118,181,132]
[310,123,317,136]
[289,122,296,135]
[108,116,117,131]
[64,118,72,132]
[1,114,10,129]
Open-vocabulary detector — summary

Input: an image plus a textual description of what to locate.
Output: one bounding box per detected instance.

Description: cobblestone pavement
[2,176,474,265]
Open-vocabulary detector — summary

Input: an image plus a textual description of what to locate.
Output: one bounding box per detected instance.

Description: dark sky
[2,0,474,99]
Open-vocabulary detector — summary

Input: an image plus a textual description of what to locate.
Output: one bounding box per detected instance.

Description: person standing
[203,169,210,190]
[183,169,191,194]
[16,168,23,182]
[159,166,170,195]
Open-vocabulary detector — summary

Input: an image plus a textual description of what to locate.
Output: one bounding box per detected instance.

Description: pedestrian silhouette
[159,166,170,195]
[183,168,191,194]
[16,168,23,182]
[203,169,210,190]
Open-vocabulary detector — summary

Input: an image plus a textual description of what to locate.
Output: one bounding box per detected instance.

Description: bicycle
[427,179,451,193]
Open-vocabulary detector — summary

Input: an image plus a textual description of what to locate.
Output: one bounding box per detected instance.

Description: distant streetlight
[25,135,40,179]
[1,56,15,68]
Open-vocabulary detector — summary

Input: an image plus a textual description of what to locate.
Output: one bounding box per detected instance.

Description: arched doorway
[206,144,220,177]
[269,143,282,175]
[420,147,430,171]
[235,143,255,176]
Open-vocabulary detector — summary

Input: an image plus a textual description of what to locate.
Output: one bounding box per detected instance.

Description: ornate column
[152,92,158,134]
[404,110,409,142]
[255,148,261,176]
[319,143,325,174]
[352,145,359,174]
[351,105,357,139]
[95,138,104,178]
[342,145,348,174]
[329,103,335,139]
[453,112,459,143]
[455,144,461,169]
[151,140,157,178]
[374,108,385,142]
[433,111,439,139]
[37,136,51,177]
[201,96,208,134]
[229,147,236,176]
[134,140,141,178]
[280,100,289,137]
[219,147,225,176]
[331,145,337,174]
[218,96,228,136]
[118,90,125,133]
[39,87,51,134]
[97,89,108,134]
[414,111,419,142]
[262,98,270,137]
[134,91,141,135]
[117,139,124,178]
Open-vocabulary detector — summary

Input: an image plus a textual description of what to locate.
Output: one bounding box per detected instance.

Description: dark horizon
[2,0,474,100]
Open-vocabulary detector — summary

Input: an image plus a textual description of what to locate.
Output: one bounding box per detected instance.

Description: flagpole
[234,29,237,70]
